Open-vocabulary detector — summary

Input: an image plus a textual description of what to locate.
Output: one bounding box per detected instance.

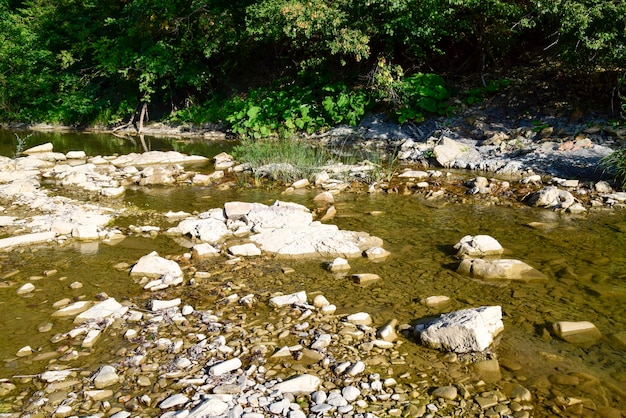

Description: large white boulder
[419,306,504,353]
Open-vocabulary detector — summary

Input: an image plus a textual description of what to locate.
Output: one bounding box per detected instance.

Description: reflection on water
[0,128,234,159]
[0,130,625,411]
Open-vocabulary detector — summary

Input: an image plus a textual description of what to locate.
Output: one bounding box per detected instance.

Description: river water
[1,130,625,413]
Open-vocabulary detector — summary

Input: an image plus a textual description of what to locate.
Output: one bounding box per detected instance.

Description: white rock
[269,291,307,307]
[100,186,125,198]
[527,186,575,209]
[327,257,350,272]
[553,321,602,343]
[363,246,390,261]
[347,361,366,376]
[311,334,332,350]
[40,370,73,382]
[159,393,189,409]
[51,301,93,317]
[0,231,57,250]
[93,365,119,389]
[272,374,321,395]
[192,243,220,259]
[313,294,330,308]
[320,304,337,315]
[16,346,32,357]
[74,298,128,324]
[292,179,310,189]
[454,235,504,257]
[188,397,229,417]
[421,295,451,307]
[82,329,101,348]
[398,170,429,179]
[352,273,380,285]
[150,298,181,311]
[130,251,182,278]
[17,283,35,295]
[23,142,53,154]
[419,306,504,353]
[566,203,586,214]
[228,243,261,256]
[457,258,547,282]
[66,150,86,159]
[346,312,372,326]
[208,358,242,376]
[84,389,113,401]
[376,319,398,342]
[342,386,361,402]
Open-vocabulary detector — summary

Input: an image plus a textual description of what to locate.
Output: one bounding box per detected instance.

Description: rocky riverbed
[0,131,625,418]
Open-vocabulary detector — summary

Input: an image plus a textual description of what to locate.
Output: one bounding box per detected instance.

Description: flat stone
[84,389,113,401]
[269,291,307,307]
[159,393,189,409]
[0,231,57,250]
[188,398,229,417]
[272,374,321,395]
[150,298,181,311]
[208,358,242,376]
[23,142,54,154]
[192,243,220,259]
[352,273,380,284]
[51,301,93,317]
[421,295,451,306]
[74,298,127,324]
[228,243,261,256]
[552,321,602,343]
[346,312,372,326]
[458,258,548,282]
[398,170,429,179]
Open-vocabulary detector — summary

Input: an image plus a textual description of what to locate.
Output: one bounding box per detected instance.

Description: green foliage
[464,79,510,105]
[223,81,369,139]
[369,58,451,123]
[600,146,626,191]
[533,0,626,68]
[1,0,625,128]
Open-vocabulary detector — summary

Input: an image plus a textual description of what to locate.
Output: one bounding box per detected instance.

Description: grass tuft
[600,146,626,190]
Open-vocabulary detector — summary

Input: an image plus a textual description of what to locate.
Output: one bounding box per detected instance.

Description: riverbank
[0,140,625,417]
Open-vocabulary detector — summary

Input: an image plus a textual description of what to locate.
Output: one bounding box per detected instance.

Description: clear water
[0,130,625,413]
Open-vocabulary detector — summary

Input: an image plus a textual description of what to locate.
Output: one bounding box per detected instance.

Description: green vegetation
[1,0,625,132]
[231,137,335,183]
[600,147,626,190]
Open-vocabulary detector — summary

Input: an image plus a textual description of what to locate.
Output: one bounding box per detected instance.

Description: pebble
[17,283,35,295]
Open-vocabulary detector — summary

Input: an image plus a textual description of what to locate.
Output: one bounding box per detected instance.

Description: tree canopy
[1,0,624,128]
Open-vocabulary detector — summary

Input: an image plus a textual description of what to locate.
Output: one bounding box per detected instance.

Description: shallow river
[1,130,625,413]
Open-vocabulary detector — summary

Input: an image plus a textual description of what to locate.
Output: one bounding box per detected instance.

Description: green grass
[231,137,336,184]
[600,146,626,190]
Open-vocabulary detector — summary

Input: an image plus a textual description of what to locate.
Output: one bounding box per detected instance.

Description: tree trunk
[137,102,148,133]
